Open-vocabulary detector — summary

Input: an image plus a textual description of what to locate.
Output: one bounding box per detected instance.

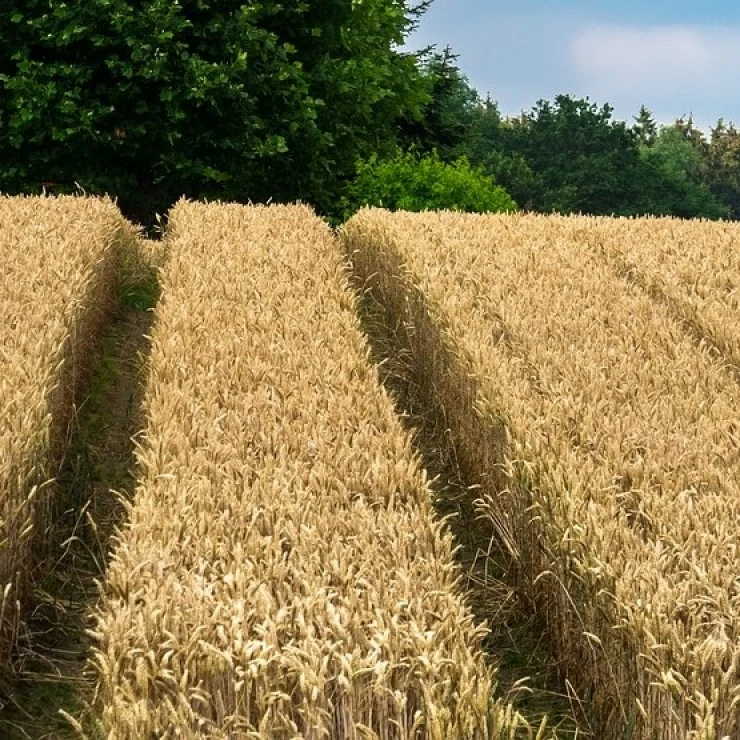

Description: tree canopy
[635,124,726,219]
[502,95,643,215]
[341,148,516,218]
[397,46,479,160]
[0,0,428,223]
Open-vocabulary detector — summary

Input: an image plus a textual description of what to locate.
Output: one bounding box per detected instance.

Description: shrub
[341,149,516,219]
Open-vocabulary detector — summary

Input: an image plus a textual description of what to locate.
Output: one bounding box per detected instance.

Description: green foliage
[119,266,160,311]
[462,99,541,209]
[633,105,657,147]
[397,47,479,160]
[705,119,740,219]
[634,125,726,219]
[0,0,427,224]
[460,94,729,220]
[651,125,704,179]
[341,149,517,219]
[505,95,644,215]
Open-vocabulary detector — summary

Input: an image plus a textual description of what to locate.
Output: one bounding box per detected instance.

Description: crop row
[91,201,520,738]
[0,196,133,671]
[341,209,740,739]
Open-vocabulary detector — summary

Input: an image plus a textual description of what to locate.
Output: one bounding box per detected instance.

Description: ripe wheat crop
[0,195,130,673]
[577,216,740,377]
[341,209,740,740]
[92,202,525,739]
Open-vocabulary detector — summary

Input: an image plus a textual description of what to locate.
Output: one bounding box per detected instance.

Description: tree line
[1,1,738,225]
[401,48,740,221]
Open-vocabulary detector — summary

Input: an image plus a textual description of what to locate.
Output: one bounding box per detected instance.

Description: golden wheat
[341,209,740,740]
[91,201,525,739]
[577,215,740,374]
[0,194,130,671]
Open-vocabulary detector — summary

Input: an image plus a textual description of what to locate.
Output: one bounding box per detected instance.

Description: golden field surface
[91,202,524,739]
[580,217,740,375]
[0,196,131,671]
[341,209,740,740]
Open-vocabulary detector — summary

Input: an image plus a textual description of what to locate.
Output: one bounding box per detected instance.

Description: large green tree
[634,122,726,219]
[504,95,643,215]
[0,0,428,223]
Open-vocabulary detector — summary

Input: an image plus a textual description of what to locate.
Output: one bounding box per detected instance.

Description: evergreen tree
[633,105,657,147]
[705,119,740,219]
[674,115,708,151]
[398,46,479,160]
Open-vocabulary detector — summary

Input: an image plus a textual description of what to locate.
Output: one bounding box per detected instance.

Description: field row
[341,209,740,739]
[0,196,136,669]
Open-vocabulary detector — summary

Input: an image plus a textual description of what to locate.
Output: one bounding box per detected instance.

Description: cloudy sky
[406,0,740,131]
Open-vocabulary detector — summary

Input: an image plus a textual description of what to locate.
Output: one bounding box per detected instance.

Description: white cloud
[570,25,740,125]
[573,26,710,90]
[409,8,740,130]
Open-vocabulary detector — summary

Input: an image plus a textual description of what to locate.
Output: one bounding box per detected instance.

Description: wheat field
[7,197,737,738]
[341,209,740,740]
[576,216,740,375]
[91,201,525,739]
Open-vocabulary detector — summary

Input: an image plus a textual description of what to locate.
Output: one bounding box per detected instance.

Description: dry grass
[0,195,133,678]
[91,201,529,739]
[340,209,740,740]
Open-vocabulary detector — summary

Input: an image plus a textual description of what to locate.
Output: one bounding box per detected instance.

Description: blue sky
[406,0,740,131]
